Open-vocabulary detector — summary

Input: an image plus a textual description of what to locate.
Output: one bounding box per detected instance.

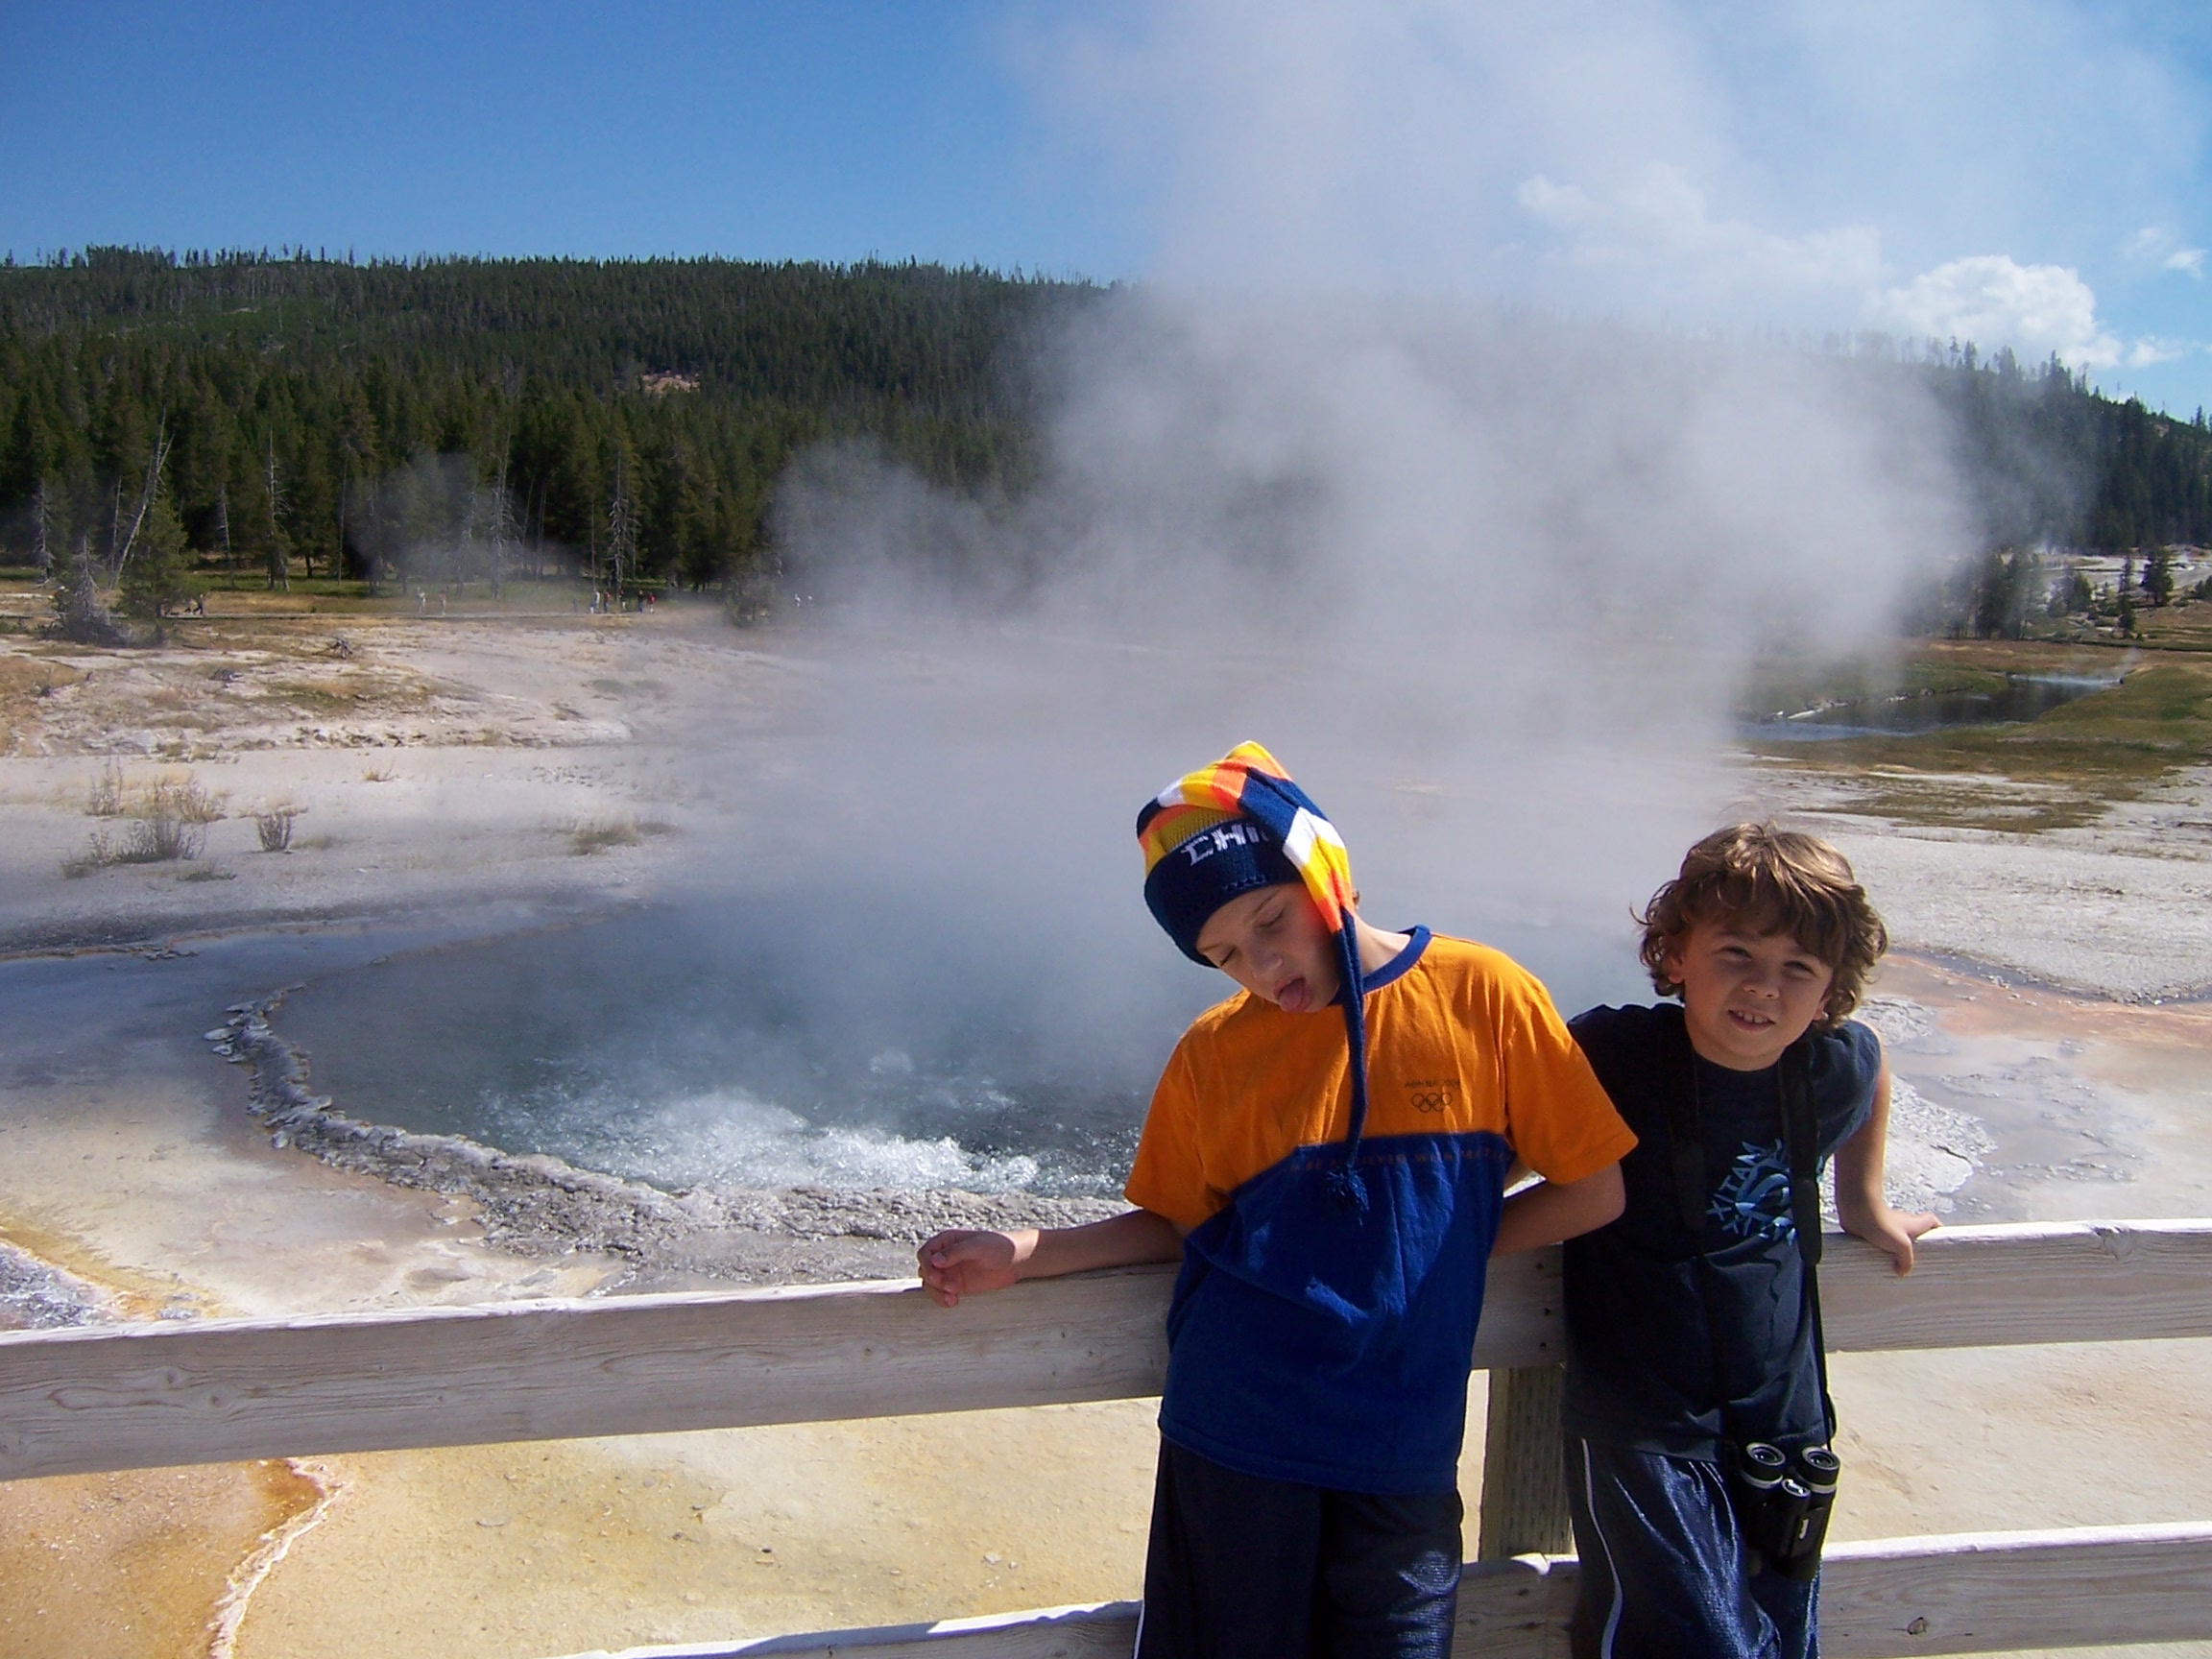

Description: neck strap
[1664,1012,1835,1440]
[1663,1019,1821,1257]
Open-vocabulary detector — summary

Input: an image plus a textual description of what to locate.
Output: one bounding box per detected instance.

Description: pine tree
[25,249,2211,600]
[2,396,43,524]
[2144,544,2174,608]
[117,486,188,617]
[2048,566,2094,617]
[290,444,335,580]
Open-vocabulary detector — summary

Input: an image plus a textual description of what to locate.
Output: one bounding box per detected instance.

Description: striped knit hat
[1137,741,1373,1211]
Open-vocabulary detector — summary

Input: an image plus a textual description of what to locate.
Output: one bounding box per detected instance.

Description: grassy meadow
[1746,607,2212,832]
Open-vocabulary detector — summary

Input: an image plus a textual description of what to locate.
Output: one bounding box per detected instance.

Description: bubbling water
[275,896,1180,1199]
[271,885,1647,1199]
[475,1086,1051,1195]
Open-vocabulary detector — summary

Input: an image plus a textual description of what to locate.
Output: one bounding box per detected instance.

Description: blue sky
[0,4,1133,277]
[4,1,2207,415]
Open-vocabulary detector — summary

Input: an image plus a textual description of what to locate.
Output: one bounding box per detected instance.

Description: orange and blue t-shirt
[1126,927,1636,1494]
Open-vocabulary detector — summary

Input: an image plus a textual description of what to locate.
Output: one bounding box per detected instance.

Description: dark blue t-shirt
[1561,1003,1879,1460]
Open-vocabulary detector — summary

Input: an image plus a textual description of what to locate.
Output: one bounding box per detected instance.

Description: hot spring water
[272,897,1648,1200]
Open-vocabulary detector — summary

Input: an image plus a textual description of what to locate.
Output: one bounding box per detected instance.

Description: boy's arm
[1833,1055,1940,1276]
[917,1208,1184,1309]
[1491,1162,1624,1256]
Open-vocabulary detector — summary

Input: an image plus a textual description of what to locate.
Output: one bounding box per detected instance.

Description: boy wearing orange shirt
[920,743,1634,1659]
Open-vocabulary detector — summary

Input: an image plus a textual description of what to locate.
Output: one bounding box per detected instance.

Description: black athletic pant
[1136,1439,1464,1659]
[1566,1438,1818,1659]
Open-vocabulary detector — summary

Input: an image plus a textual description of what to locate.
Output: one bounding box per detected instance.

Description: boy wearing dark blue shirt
[1565,825,1937,1659]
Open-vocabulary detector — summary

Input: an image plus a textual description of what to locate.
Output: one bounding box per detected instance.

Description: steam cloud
[643,6,1989,1168]
[709,291,1968,1085]
[299,290,1977,1194]
[272,5,2018,1195]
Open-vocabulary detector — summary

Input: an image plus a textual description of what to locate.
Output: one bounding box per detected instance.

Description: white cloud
[1511,170,2207,378]
[1514,175,1598,232]
[2126,338,2192,369]
[1514,165,1883,295]
[1867,254,2123,366]
[2123,225,2205,279]
[1022,1,2212,405]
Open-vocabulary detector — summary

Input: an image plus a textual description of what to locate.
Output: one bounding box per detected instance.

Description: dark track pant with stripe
[1567,1438,1819,1659]
[1136,1439,1464,1659]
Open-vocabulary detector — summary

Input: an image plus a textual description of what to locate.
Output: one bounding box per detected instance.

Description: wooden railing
[4,1219,2209,1656]
[541,1524,2212,1659]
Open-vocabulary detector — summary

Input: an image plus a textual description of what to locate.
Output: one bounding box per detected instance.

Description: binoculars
[1726,1440,1840,1581]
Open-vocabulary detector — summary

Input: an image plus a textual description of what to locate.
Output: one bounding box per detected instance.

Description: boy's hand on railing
[919,1211,1183,1307]
[1838,1199,1940,1277]
[917,1228,1032,1308]
[1833,1058,1940,1275]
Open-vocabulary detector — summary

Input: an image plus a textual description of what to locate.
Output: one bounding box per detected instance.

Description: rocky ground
[0,599,783,955]
[1761,761,2212,1002]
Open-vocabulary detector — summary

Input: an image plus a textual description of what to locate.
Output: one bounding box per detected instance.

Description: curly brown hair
[1637,824,1887,1028]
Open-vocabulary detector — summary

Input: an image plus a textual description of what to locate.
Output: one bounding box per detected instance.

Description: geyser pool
[271,896,1645,1200]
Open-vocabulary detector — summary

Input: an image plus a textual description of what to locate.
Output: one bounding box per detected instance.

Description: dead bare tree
[607,451,638,608]
[456,483,479,594]
[31,479,51,584]
[109,418,174,588]
[333,471,349,590]
[263,434,288,591]
[215,484,236,587]
[488,445,518,599]
[527,473,547,580]
[54,530,123,645]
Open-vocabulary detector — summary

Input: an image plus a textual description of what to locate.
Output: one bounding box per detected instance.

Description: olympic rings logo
[1407,1086,1456,1114]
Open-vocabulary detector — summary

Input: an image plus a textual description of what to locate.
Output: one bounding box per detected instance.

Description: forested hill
[0,248,1094,595]
[1913,344,2211,553]
[0,249,2207,609]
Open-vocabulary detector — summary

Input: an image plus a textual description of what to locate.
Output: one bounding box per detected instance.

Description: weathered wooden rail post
[1477,1363,1572,1560]
[1475,1241,1574,1560]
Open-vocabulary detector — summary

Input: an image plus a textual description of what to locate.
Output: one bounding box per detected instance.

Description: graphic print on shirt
[1707,1141,1794,1242]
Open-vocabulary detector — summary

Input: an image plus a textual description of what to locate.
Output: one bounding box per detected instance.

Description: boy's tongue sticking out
[1190,882,1339,1013]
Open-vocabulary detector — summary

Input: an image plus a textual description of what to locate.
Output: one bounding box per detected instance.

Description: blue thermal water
[275,895,1645,1198]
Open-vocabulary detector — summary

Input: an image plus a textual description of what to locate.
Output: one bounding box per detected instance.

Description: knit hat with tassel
[1137,741,1372,1213]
